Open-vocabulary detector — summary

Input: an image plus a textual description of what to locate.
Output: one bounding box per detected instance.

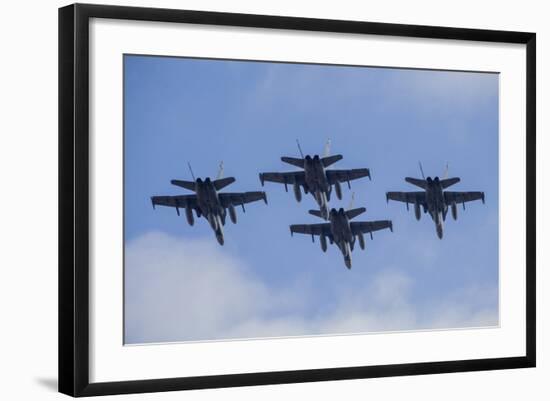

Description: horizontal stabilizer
[213,177,236,191]
[345,207,366,220]
[321,154,343,167]
[308,209,325,219]
[170,179,196,191]
[281,156,305,168]
[405,177,427,189]
[440,177,460,189]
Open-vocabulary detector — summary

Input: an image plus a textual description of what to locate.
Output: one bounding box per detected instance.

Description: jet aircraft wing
[326,168,370,184]
[151,194,198,209]
[219,191,267,208]
[290,223,332,237]
[350,220,393,235]
[444,191,485,205]
[259,171,305,186]
[386,191,426,206]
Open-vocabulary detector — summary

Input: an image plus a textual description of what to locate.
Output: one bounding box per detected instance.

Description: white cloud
[246,64,496,114]
[388,69,498,105]
[125,232,498,344]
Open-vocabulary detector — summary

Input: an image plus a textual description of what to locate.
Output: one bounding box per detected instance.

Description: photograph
[123,54,499,345]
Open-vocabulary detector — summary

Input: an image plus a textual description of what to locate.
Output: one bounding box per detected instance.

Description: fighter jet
[386,163,485,239]
[290,198,393,269]
[151,162,267,245]
[259,140,371,220]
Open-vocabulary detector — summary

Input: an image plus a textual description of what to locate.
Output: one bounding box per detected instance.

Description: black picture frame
[59,3,536,397]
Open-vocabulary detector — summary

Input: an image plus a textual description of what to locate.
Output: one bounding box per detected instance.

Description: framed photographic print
[58,3,536,397]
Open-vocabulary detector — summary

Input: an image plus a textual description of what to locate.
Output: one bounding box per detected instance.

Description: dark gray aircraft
[259,140,371,220]
[151,163,267,245]
[290,206,393,269]
[386,164,485,239]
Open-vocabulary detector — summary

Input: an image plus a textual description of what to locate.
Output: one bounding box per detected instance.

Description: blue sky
[124,55,499,344]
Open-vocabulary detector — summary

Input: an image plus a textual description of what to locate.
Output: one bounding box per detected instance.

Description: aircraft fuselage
[328,208,355,268]
[423,178,447,239]
[329,208,353,244]
[194,178,225,243]
[303,155,330,193]
[303,155,331,218]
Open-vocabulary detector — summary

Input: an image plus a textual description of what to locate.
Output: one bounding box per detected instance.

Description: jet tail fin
[440,177,460,189]
[281,157,305,168]
[308,209,325,219]
[213,177,236,191]
[171,179,196,191]
[321,154,343,167]
[405,177,427,189]
[345,207,366,220]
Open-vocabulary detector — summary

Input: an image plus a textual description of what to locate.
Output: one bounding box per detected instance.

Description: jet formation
[151,143,486,269]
